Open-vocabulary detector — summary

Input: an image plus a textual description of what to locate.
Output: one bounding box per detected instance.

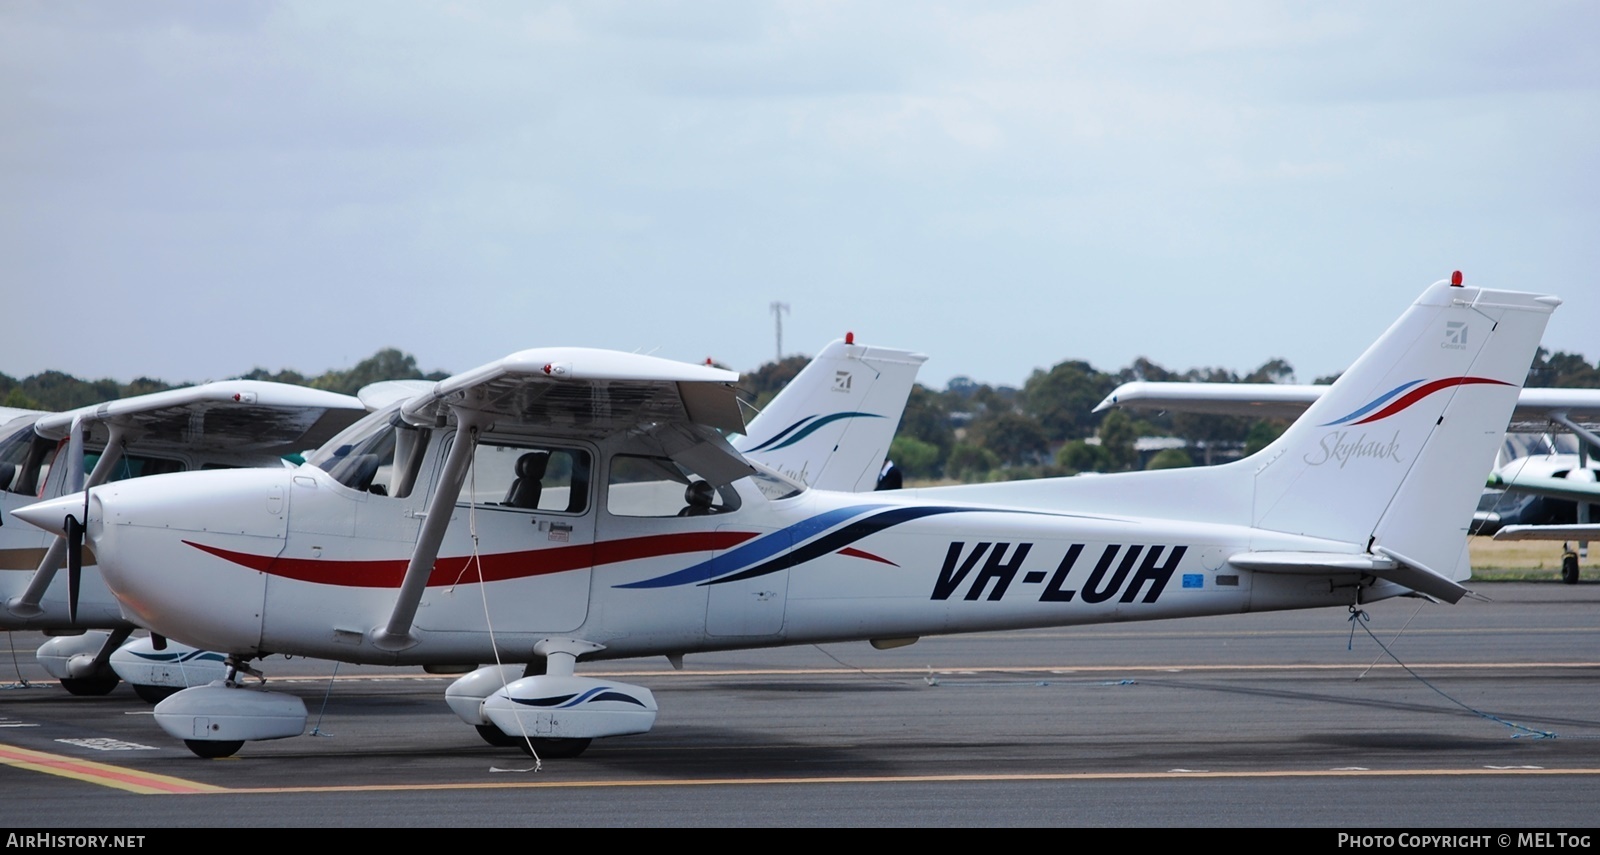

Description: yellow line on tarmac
[261,661,1600,682]
[5,737,1596,796]
[0,743,224,795]
[219,766,1600,795]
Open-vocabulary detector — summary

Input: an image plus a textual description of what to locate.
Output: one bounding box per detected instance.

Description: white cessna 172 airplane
[0,338,919,704]
[0,381,366,697]
[1093,365,1600,582]
[15,276,1558,759]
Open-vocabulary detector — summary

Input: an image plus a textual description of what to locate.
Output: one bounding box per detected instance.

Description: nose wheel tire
[184,740,244,759]
[59,675,120,696]
[475,724,521,748]
[132,684,181,704]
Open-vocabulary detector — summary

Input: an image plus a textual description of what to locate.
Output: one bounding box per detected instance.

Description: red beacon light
[1450,271,1463,287]
[845,332,855,345]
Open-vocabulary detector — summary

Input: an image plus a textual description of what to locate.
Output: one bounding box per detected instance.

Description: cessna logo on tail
[1443,322,1468,350]
[932,541,1187,603]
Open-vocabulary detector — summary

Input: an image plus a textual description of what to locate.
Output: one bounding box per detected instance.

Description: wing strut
[370,416,484,652]
[7,423,130,620]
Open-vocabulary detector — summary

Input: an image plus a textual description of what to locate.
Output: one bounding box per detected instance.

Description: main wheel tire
[132,684,181,704]
[475,724,521,748]
[518,737,591,759]
[184,739,243,759]
[1562,553,1580,585]
[59,675,119,696]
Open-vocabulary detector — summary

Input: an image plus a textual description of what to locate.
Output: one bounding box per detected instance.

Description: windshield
[307,404,401,494]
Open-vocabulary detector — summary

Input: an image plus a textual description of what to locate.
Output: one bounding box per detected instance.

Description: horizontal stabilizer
[1227,551,1398,574]
[1229,548,1470,603]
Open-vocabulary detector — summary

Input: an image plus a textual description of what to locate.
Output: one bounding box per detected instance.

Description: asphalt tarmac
[0,582,1595,827]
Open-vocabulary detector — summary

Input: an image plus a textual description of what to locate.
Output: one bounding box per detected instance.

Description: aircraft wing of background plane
[32,379,366,456]
[0,407,48,426]
[1488,469,1600,504]
[1494,523,1600,541]
[1094,382,1600,432]
[357,379,436,411]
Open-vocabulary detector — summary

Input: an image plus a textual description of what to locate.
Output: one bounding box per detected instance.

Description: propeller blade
[151,634,167,651]
[64,514,84,624]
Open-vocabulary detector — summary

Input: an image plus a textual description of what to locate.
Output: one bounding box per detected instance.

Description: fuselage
[69,414,1396,666]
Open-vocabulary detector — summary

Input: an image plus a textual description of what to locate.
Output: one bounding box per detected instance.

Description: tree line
[4,347,1596,484]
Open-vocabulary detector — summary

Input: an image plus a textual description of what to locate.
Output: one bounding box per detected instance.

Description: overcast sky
[3,1,1596,390]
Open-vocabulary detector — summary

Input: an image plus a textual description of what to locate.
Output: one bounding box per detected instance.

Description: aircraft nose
[11,493,86,537]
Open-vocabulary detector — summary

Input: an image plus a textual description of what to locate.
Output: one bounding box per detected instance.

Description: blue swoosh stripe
[763,412,884,451]
[743,415,819,453]
[1319,379,1424,426]
[617,504,890,589]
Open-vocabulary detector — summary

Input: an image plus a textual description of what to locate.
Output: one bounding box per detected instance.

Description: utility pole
[769,301,789,363]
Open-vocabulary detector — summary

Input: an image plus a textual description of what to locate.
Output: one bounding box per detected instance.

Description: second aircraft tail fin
[736,338,926,493]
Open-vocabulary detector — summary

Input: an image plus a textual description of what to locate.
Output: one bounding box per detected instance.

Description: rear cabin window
[606,454,740,518]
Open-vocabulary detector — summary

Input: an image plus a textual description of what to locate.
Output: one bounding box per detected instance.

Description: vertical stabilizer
[736,339,927,492]
[1248,278,1558,592]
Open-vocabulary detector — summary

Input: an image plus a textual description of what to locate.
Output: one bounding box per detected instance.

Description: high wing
[399,347,744,434]
[0,407,48,426]
[1094,382,1600,433]
[33,379,365,457]
[396,346,751,486]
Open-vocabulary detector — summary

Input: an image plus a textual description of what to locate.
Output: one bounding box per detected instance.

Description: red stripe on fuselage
[182,531,759,588]
[838,546,898,566]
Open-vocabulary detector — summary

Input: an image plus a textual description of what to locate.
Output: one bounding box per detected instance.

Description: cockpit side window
[450,437,592,515]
